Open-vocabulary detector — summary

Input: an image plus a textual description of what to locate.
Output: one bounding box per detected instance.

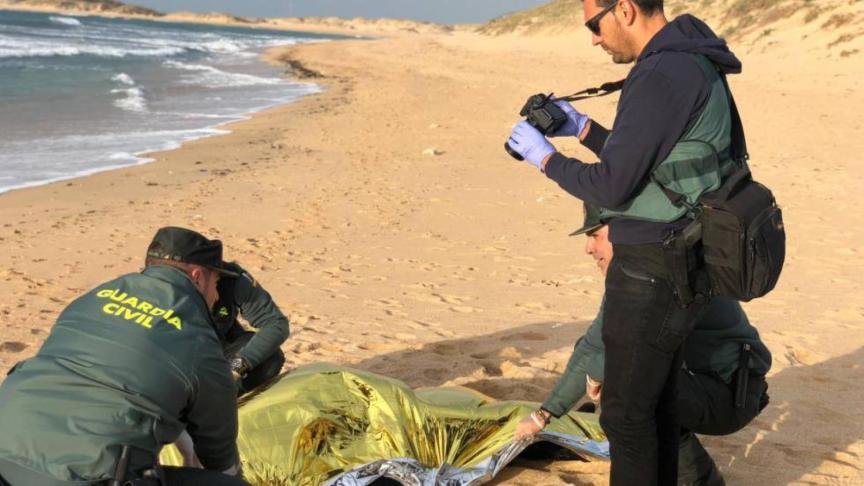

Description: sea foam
[163,60,285,88]
[48,16,82,27]
[111,87,148,113]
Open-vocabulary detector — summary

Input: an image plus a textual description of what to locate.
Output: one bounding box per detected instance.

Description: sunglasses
[585,1,618,36]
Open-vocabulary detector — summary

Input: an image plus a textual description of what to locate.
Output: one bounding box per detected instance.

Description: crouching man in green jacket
[0,227,249,486]
[514,208,772,486]
[213,260,289,397]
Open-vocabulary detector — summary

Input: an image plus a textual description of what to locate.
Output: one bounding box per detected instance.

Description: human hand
[513,410,550,441]
[175,430,203,469]
[507,121,556,170]
[513,415,542,441]
[548,99,590,139]
[586,375,602,402]
[230,357,249,383]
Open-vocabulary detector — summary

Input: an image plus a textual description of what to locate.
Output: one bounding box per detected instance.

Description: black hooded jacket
[544,15,743,244]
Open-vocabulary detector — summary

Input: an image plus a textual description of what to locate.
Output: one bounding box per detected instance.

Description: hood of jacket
[639,14,742,75]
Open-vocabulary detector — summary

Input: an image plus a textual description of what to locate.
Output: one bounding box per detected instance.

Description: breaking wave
[163,60,285,88]
[48,16,82,27]
[111,87,148,113]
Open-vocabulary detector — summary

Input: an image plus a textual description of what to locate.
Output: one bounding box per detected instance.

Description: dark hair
[144,256,205,275]
[596,0,663,15]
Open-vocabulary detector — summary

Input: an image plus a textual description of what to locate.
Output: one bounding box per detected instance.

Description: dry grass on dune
[479,0,864,49]
[2,0,161,16]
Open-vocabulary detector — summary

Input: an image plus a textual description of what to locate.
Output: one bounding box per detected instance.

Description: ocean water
[0,10,343,193]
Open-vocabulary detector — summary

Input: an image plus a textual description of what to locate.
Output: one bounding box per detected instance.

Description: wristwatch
[230,357,250,378]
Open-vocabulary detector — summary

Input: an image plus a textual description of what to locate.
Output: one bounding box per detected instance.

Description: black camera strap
[558,79,625,102]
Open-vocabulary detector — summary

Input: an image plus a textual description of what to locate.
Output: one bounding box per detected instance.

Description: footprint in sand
[499,360,538,379]
[427,342,460,355]
[497,346,524,359]
[514,302,550,312]
[479,361,503,377]
[433,329,457,338]
[290,341,321,354]
[504,331,548,342]
[784,346,822,366]
[357,341,406,352]
[0,341,28,353]
[422,368,451,381]
[363,298,403,309]
[406,282,440,291]
[406,320,434,330]
[449,305,480,313]
[431,293,470,305]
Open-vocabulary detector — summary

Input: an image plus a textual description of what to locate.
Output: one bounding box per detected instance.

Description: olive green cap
[146,227,238,276]
[569,204,604,236]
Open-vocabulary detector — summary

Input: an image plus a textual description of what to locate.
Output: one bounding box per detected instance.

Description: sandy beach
[2,7,864,485]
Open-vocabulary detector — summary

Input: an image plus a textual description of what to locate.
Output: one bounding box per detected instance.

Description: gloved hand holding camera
[504,81,621,165]
[504,93,592,170]
[507,121,557,171]
[547,99,590,139]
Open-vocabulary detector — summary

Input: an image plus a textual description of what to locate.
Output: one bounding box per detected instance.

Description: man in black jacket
[506,1,748,484]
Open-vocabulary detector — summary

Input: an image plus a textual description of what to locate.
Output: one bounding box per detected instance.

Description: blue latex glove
[548,99,589,138]
[508,121,556,170]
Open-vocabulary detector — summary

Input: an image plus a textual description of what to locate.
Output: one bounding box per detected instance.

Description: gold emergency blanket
[161,363,608,485]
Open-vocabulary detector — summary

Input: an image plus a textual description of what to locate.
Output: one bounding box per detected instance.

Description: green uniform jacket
[212,262,289,367]
[0,266,239,482]
[542,297,772,417]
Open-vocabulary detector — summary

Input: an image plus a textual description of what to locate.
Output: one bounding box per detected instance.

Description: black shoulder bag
[696,76,786,301]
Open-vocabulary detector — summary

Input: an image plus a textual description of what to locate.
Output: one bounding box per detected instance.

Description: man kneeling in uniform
[514,207,772,486]
[172,245,291,469]
[212,260,289,396]
[0,227,248,486]
[160,233,291,469]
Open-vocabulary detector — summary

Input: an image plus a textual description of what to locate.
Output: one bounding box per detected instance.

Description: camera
[505,93,568,161]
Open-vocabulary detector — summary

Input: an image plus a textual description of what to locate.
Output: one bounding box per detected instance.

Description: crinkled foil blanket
[161,363,609,485]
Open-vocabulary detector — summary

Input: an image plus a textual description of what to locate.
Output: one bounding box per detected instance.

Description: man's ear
[188,266,204,284]
[620,0,637,26]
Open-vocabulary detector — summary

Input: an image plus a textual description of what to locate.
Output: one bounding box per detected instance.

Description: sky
[129,0,552,24]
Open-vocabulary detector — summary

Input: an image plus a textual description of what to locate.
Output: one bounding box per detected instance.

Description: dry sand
[1,9,864,486]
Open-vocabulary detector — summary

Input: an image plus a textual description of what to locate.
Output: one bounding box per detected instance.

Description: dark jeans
[600,243,707,486]
[677,370,768,485]
[223,327,285,395]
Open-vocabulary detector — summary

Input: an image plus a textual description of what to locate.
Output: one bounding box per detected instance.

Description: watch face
[231,358,244,371]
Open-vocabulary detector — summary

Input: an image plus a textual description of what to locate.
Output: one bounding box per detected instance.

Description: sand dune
[0,1,454,35]
[1,1,863,485]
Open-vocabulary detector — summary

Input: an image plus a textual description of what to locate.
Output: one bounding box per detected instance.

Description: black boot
[678,432,725,486]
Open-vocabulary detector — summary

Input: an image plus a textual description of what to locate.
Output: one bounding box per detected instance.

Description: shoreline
[0,13,334,196]
[0,80,320,196]
[1,18,863,486]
